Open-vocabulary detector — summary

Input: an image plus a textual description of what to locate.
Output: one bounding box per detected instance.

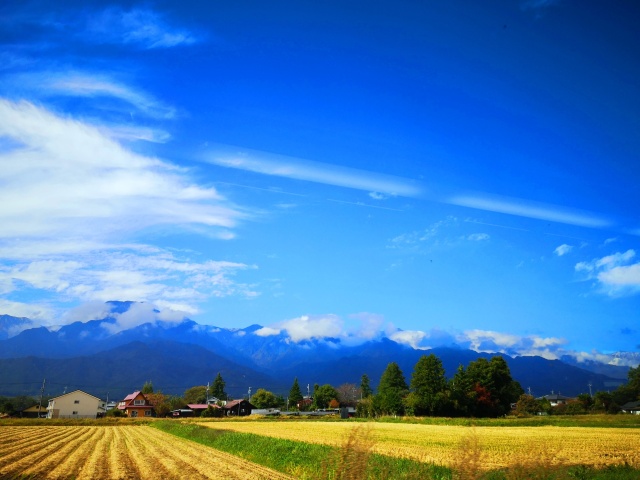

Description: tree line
[4,356,638,419]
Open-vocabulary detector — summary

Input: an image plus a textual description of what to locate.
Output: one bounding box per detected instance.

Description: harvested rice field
[0,425,292,480]
[198,420,640,471]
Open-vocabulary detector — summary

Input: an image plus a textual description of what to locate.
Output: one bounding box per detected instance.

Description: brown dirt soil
[0,425,293,480]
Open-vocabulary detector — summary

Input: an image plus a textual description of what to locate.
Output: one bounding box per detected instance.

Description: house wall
[125,407,154,417]
[124,393,154,417]
[47,391,104,419]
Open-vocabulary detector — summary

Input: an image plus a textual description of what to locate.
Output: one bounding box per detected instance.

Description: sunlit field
[0,424,291,479]
[197,419,640,471]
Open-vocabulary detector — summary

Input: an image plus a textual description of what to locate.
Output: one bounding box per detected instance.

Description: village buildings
[46,390,106,419]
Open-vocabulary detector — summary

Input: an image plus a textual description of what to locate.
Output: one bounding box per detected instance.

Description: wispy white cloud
[575,250,640,296]
[448,193,612,229]
[205,144,424,198]
[0,99,243,243]
[389,217,489,252]
[0,99,256,319]
[389,329,429,349]
[5,71,177,120]
[0,299,53,324]
[71,7,199,49]
[369,192,388,200]
[467,233,490,242]
[205,145,618,232]
[101,302,189,334]
[554,244,573,256]
[459,329,568,359]
[257,314,344,343]
[521,0,561,10]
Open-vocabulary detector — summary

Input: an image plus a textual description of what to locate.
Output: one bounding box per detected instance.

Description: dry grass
[315,423,376,480]
[196,420,640,471]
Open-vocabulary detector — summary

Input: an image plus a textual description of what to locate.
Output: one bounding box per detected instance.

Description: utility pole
[248,387,252,402]
[588,383,593,397]
[38,378,46,417]
[206,382,210,404]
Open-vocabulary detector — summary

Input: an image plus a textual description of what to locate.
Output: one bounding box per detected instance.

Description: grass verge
[152,420,450,479]
[153,420,640,480]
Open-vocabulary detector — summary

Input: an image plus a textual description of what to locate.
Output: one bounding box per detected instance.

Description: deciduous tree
[251,389,279,409]
[336,383,360,407]
[314,384,339,409]
[184,386,207,404]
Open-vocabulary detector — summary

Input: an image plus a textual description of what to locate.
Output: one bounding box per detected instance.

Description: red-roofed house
[118,391,154,418]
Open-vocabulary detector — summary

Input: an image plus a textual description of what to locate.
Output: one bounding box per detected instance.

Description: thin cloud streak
[449,193,612,229]
[6,71,177,120]
[205,144,424,198]
[205,145,616,231]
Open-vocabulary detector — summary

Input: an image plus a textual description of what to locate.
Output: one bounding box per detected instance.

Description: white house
[47,390,106,419]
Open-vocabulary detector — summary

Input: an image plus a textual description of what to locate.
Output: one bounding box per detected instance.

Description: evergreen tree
[360,374,373,399]
[141,381,154,394]
[448,364,474,416]
[410,354,447,416]
[289,377,303,408]
[211,373,227,401]
[374,362,408,416]
[612,366,640,406]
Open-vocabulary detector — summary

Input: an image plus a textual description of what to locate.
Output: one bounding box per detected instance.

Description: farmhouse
[223,399,255,416]
[169,403,220,417]
[117,391,154,418]
[536,393,574,407]
[620,400,640,414]
[47,390,106,419]
[19,405,48,418]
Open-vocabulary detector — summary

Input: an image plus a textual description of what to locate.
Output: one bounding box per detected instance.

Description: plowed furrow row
[75,426,111,479]
[45,427,105,479]
[143,426,293,479]
[105,424,141,480]
[0,426,71,457]
[17,427,96,478]
[0,425,294,479]
[120,425,179,480]
[0,426,88,473]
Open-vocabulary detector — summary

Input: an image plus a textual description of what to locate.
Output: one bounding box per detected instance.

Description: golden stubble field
[198,420,640,471]
[0,425,292,480]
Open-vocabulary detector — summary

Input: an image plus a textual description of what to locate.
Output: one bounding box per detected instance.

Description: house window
[72,411,78,415]
[144,410,152,416]
[74,400,80,404]
[131,411,138,417]
[134,399,145,405]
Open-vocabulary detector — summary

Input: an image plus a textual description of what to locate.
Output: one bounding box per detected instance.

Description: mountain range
[0,302,630,401]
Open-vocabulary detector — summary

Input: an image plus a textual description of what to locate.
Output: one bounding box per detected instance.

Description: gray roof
[621,401,640,410]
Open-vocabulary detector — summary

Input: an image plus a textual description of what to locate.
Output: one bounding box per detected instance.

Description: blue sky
[1,0,639,365]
